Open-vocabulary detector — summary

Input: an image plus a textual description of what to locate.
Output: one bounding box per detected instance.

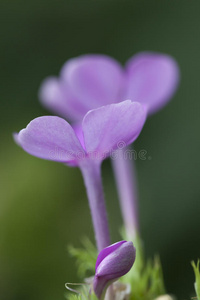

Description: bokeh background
[1,0,200,299]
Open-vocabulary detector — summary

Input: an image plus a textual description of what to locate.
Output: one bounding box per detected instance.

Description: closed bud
[93,240,136,299]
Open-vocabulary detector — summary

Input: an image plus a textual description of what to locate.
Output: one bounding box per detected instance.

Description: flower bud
[93,240,136,299]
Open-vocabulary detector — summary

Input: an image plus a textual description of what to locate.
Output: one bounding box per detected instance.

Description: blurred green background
[1,0,200,299]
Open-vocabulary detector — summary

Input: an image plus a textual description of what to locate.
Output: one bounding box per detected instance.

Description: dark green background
[1,0,200,299]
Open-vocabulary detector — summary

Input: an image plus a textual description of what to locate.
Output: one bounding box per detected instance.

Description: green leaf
[65,282,98,300]
[68,237,97,278]
[121,232,166,300]
[191,260,200,300]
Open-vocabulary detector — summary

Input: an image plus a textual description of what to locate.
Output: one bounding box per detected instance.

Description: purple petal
[95,241,126,272]
[61,54,124,109]
[39,77,88,122]
[125,52,180,114]
[16,116,84,163]
[82,100,146,157]
[13,132,20,146]
[96,241,135,276]
[72,123,85,150]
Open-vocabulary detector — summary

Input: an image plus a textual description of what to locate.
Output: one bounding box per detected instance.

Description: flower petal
[72,123,85,150]
[95,241,126,272]
[61,54,124,110]
[95,241,135,277]
[39,77,87,122]
[125,52,179,114]
[82,100,146,157]
[16,116,84,163]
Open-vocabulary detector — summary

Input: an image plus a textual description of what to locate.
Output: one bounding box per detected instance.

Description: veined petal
[16,116,84,163]
[82,100,146,157]
[39,77,87,122]
[61,54,124,109]
[125,52,179,114]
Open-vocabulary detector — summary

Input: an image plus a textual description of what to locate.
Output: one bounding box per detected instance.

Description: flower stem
[80,160,110,252]
[104,285,114,300]
[112,147,139,239]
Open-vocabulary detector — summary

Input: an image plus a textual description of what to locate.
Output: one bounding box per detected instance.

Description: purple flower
[15,101,145,166]
[39,52,179,120]
[39,52,179,238]
[93,240,136,299]
[39,52,179,239]
[15,100,146,251]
